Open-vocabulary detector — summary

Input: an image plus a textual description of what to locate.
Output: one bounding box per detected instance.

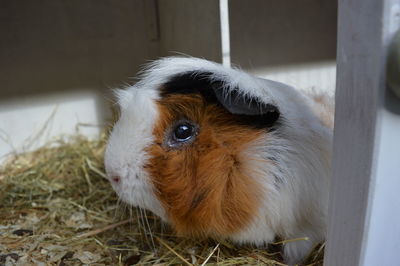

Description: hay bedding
[0,135,324,266]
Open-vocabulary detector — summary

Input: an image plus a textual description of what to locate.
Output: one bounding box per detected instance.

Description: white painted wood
[324,0,400,265]
[219,0,231,67]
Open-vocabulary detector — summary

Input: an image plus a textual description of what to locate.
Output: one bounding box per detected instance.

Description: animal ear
[162,71,280,127]
[211,84,280,127]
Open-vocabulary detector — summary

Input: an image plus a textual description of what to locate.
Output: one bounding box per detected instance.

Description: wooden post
[324,0,400,265]
[219,0,231,67]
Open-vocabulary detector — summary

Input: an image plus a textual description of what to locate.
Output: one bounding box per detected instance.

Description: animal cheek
[195,142,217,154]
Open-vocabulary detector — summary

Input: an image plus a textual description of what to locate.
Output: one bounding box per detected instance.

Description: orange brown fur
[146,94,264,237]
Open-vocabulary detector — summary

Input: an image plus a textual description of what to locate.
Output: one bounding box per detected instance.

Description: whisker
[143,209,156,252]
[139,207,151,247]
[135,207,144,242]
[128,205,134,233]
[113,198,121,220]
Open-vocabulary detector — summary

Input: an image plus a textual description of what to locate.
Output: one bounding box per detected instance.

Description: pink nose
[110,175,121,184]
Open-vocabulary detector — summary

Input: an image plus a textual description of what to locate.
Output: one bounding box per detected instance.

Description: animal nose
[110,175,121,184]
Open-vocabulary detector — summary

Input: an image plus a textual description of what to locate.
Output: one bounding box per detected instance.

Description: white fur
[104,56,333,264]
[104,88,167,220]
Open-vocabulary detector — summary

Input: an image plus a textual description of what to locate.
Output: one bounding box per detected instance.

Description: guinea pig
[104,57,333,264]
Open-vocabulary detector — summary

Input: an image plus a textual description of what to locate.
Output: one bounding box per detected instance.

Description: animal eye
[173,123,194,142]
[165,120,199,149]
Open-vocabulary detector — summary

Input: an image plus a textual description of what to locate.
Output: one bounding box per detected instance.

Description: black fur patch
[161,72,280,129]
[161,72,220,104]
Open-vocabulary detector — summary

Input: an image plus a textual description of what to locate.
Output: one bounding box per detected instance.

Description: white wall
[0,91,104,160]
[0,0,223,161]
[251,61,336,95]
[363,96,400,265]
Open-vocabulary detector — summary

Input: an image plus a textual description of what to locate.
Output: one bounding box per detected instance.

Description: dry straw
[0,134,324,265]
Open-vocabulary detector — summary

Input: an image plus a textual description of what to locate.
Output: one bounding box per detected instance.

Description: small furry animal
[104,57,333,264]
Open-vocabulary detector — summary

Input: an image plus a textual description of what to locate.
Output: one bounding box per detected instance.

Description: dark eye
[165,120,199,149]
[173,123,194,142]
